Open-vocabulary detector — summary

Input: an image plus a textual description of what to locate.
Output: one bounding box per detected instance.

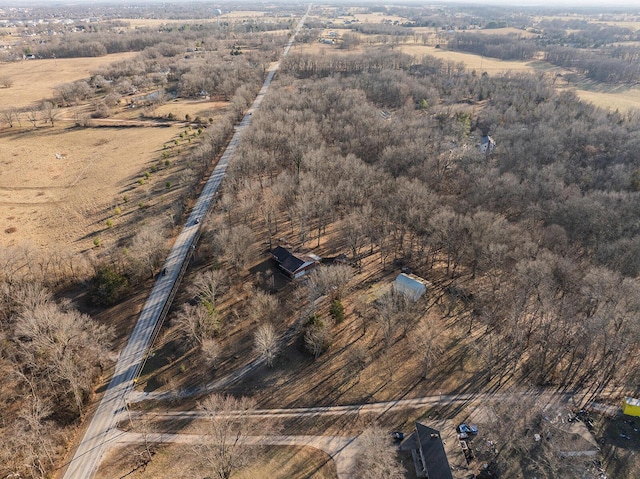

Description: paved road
[61,7,311,479]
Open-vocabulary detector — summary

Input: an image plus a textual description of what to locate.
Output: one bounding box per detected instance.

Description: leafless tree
[253,323,279,367]
[218,224,254,272]
[41,101,57,127]
[14,299,113,416]
[247,289,280,323]
[194,394,260,479]
[201,338,221,369]
[306,264,353,301]
[2,107,19,127]
[129,220,168,279]
[409,315,445,378]
[304,317,332,359]
[26,108,39,128]
[353,425,405,479]
[188,269,226,310]
[174,303,220,346]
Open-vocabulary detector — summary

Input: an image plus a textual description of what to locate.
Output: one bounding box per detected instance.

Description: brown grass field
[97,443,337,479]
[0,53,138,108]
[0,55,229,252]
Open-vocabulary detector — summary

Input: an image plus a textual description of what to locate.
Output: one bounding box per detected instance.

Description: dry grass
[0,53,232,253]
[0,122,181,250]
[572,87,640,113]
[399,45,535,73]
[0,53,138,108]
[96,444,337,479]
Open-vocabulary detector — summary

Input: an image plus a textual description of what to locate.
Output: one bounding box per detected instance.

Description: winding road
[61,7,311,479]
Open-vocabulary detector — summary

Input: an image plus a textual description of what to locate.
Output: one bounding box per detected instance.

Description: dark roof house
[271,246,320,279]
[414,422,454,479]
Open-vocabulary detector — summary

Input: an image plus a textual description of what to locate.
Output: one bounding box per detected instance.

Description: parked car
[391,431,404,442]
[457,424,478,435]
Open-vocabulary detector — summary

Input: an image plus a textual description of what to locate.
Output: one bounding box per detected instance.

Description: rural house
[271,246,320,279]
[394,273,430,300]
[414,422,454,479]
[480,135,496,155]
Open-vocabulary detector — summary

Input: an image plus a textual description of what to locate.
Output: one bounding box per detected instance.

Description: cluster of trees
[214,48,640,394]
[537,19,638,47]
[0,279,113,478]
[546,45,640,83]
[449,33,537,61]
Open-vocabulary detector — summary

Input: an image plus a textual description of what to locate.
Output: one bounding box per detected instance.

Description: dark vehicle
[194,218,200,224]
[391,431,404,442]
[161,268,167,276]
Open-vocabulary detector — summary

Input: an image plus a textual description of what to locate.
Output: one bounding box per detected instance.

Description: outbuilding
[623,397,640,417]
[394,273,429,300]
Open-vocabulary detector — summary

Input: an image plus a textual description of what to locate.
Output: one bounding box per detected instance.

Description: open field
[572,87,640,112]
[0,52,138,108]
[120,12,288,29]
[0,123,183,250]
[97,443,337,479]
[0,51,235,253]
[399,45,535,73]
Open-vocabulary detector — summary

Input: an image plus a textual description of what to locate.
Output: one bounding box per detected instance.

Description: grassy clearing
[571,87,640,113]
[0,52,138,108]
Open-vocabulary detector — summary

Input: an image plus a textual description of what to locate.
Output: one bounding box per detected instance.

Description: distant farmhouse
[271,246,321,279]
[394,273,430,300]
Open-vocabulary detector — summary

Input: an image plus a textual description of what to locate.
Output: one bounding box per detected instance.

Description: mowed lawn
[0,52,138,108]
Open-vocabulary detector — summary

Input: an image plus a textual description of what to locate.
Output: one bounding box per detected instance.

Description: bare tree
[14,299,113,417]
[194,394,260,479]
[2,107,19,127]
[129,220,168,279]
[304,317,332,359]
[409,315,445,378]
[201,338,221,369]
[217,224,254,272]
[41,101,57,127]
[353,425,405,479]
[188,269,226,310]
[253,322,279,367]
[26,108,39,128]
[174,303,220,346]
[247,289,280,323]
[306,264,353,301]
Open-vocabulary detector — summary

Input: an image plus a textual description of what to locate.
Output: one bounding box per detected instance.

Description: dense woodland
[218,47,640,391]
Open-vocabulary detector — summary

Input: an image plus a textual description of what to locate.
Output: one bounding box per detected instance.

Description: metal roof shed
[394,273,428,300]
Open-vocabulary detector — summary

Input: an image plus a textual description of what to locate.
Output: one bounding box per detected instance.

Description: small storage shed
[623,397,640,417]
[394,273,429,300]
